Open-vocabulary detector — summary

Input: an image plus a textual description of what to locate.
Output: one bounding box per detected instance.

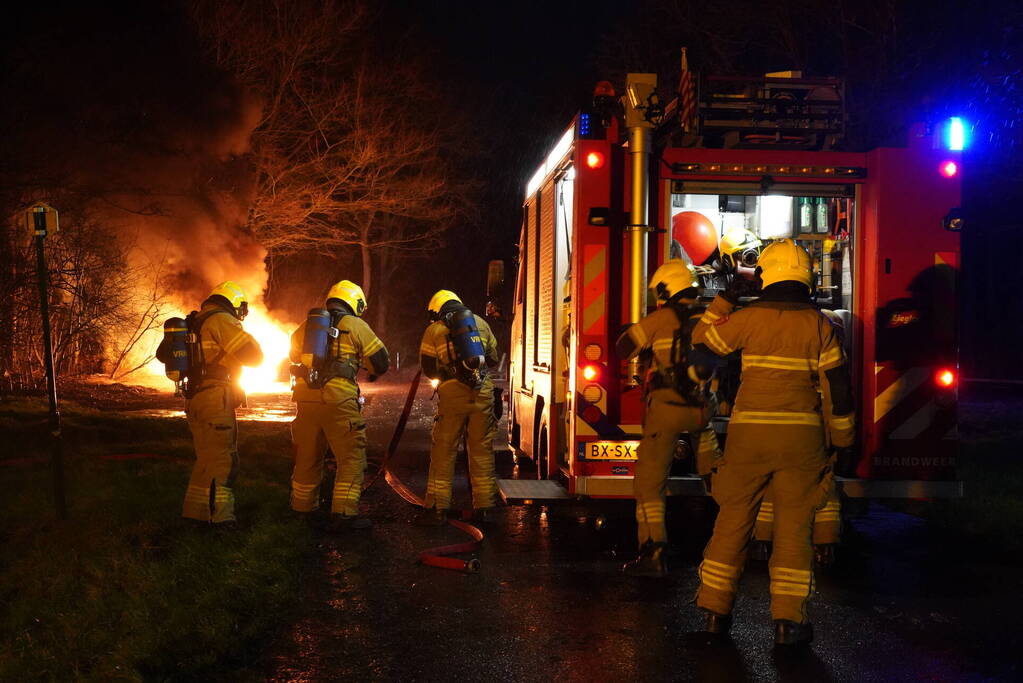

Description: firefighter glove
[833,445,860,478]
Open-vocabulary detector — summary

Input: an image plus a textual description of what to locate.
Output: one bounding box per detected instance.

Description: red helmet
[671,211,718,266]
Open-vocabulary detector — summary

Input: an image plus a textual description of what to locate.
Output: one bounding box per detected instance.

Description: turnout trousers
[755,482,841,545]
[290,394,367,515]
[633,388,717,545]
[696,421,830,623]
[423,383,498,511]
[183,384,239,523]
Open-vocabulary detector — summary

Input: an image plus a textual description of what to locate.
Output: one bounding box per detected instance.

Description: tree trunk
[0,222,14,387]
[360,242,372,300]
[359,216,373,299]
[372,247,393,342]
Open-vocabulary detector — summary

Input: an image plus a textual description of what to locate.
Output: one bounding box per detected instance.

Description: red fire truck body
[502,74,962,502]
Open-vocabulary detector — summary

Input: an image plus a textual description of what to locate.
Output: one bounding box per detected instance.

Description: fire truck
[498,69,963,504]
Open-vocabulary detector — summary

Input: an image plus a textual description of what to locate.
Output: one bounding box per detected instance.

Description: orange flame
[238,307,292,394]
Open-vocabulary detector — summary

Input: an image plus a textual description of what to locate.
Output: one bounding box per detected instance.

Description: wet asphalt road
[256,379,1023,682]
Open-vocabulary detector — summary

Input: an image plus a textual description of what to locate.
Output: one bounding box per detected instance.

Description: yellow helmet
[648,259,700,302]
[326,280,367,316]
[719,227,762,271]
[757,239,813,288]
[208,281,249,319]
[428,289,461,319]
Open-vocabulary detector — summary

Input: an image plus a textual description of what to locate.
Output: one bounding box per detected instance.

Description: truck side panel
[859,140,961,481]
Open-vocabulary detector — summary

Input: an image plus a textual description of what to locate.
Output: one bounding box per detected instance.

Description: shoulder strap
[668,304,695,366]
[668,303,688,325]
[189,309,231,369]
[190,308,230,332]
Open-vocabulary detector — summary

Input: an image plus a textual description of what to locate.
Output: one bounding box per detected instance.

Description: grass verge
[0,396,313,681]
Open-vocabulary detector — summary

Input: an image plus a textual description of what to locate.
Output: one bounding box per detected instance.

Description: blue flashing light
[947,117,966,151]
[579,113,591,137]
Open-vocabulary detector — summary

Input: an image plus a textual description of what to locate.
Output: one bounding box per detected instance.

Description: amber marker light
[581,364,599,381]
[936,368,956,388]
[585,151,605,169]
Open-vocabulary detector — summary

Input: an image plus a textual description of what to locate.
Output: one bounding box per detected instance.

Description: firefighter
[157,281,263,525]
[692,239,855,645]
[709,228,761,414]
[616,260,720,577]
[416,290,500,525]
[718,227,762,280]
[289,280,389,530]
[753,309,847,565]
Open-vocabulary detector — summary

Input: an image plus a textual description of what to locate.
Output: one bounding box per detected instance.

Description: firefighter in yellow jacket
[157,281,263,524]
[692,239,856,645]
[616,260,721,577]
[416,290,500,525]
[753,308,847,565]
[289,280,389,530]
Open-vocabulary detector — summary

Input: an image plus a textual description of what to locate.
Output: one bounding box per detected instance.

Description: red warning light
[582,364,599,381]
[585,151,605,169]
[593,80,616,98]
[935,368,956,388]
[939,160,958,178]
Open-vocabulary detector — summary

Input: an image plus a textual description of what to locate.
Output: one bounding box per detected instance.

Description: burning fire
[238,307,293,394]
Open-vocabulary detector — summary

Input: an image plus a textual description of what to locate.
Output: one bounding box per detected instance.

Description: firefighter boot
[327,513,372,532]
[698,608,733,636]
[415,506,448,527]
[774,620,814,646]
[622,540,667,577]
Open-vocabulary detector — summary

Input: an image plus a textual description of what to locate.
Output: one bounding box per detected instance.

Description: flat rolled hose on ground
[378,370,484,574]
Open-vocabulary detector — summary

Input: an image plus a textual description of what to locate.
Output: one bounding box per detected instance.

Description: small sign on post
[26,203,59,237]
[25,202,67,520]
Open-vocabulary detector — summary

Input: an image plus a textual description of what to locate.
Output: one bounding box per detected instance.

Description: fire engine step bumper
[498,477,962,501]
[498,479,570,503]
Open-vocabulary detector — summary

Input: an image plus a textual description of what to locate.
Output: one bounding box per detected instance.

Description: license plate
[585,440,640,460]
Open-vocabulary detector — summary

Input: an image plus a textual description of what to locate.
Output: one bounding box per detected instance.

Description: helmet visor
[738,247,760,268]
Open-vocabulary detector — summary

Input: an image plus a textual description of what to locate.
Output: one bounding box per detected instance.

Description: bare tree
[107,246,173,379]
[0,203,145,388]
[189,0,472,300]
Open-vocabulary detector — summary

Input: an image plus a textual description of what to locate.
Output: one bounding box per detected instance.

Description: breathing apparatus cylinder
[300,308,334,382]
[162,317,190,391]
[443,306,485,370]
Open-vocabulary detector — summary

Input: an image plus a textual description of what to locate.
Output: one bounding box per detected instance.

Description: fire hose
[367,370,483,574]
